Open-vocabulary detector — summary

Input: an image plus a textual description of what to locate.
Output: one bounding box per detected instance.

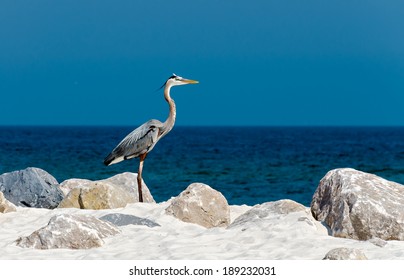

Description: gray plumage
[104,119,162,165]
[103,74,198,202]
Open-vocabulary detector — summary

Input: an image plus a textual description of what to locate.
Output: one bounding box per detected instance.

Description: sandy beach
[2,198,404,260]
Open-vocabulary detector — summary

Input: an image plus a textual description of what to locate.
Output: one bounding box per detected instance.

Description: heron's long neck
[162,85,176,135]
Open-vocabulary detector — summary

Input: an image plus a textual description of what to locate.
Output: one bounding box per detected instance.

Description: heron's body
[104,74,198,202]
[104,119,164,165]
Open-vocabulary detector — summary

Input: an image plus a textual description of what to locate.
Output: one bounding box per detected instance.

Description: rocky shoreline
[1,167,404,260]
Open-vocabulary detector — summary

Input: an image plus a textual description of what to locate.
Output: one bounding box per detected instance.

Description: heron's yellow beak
[183,79,199,84]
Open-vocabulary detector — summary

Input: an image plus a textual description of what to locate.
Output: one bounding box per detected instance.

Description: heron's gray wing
[104,119,162,165]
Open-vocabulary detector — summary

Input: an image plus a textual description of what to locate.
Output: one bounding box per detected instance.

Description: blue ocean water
[0,126,403,206]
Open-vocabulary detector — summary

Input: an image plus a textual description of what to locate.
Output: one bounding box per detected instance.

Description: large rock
[227,199,327,244]
[228,199,307,229]
[0,167,63,209]
[58,178,92,196]
[165,183,230,228]
[323,248,368,260]
[16,214,120,249]
[311,168,404,241]
[58,181,135,210]
[102,172,154,203]
[0,191,17,213]
[58,173,154,209]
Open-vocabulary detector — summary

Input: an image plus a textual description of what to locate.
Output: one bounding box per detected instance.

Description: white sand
[1,200,404,260]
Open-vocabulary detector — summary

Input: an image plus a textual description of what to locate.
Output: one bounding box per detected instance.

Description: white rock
[228,199,316,230]
[16,214,120,249]
[323,248,368,260]
[311,168,404,240]
[165,183,230,228]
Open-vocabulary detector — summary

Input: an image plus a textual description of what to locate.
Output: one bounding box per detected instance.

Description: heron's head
[162,73,199,89]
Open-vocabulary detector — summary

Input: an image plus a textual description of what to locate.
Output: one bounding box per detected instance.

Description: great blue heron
[103,74,199,202]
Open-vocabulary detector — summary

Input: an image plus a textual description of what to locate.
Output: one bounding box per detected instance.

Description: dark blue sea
[1,126,404,206]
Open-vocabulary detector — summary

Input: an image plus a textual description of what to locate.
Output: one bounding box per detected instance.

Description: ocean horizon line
[1,124,404,128]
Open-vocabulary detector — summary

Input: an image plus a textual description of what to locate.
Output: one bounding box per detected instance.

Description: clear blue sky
[1,0,403,126]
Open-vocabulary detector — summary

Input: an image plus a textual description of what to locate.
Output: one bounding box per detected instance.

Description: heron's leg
[137,154,147,203]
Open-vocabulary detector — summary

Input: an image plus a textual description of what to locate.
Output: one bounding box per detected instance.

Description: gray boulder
[311,168,404,241]
[16,214,120,249]
[323,248,368,260]
[0,167,63,209]
[165,183,230,228]
[0,191,17,213]
[99,213,160,227]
